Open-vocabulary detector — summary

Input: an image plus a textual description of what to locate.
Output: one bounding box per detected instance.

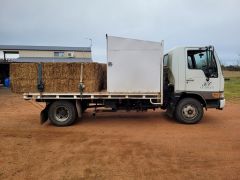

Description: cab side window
[187,56,194,69]
[187,50,218,78]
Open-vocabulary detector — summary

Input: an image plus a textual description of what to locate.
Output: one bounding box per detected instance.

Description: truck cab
[163,46,225,123]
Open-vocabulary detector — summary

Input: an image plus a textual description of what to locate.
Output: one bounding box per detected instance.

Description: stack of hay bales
[10,62,107,93]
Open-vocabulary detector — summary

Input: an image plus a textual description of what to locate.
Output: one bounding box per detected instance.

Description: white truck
[24,35,225,126]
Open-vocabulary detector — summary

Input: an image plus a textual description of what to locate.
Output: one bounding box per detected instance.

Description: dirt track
[0,88,239,180]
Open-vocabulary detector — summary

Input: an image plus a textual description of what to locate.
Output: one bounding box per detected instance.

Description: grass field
[223,70,240,78]
[223,71,240,101]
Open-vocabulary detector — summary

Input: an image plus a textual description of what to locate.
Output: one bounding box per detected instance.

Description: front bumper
[206,98,225,109]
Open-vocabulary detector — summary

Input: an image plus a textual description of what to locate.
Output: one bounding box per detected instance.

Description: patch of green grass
[224,77,240,101]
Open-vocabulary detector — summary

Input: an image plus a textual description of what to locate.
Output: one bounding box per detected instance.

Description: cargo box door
[107,36,163,93]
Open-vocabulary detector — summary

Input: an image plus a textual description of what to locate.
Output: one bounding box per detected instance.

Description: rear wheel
[175,98,203,124]
[48,100,77,126]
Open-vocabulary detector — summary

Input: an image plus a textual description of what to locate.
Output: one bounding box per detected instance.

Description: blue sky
[0,0,239,65]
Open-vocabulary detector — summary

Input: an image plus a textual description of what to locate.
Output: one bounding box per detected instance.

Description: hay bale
[10,63,38,80]
[11,79,38,93]
[100,63,107,90]
[10,62,107,93]
[10,63,38,93]
[82,63,103,92]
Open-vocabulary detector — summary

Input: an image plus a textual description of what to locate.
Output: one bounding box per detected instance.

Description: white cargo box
[107,36,164,93]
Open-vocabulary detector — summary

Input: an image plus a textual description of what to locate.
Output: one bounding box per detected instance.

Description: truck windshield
[187,49,218,78]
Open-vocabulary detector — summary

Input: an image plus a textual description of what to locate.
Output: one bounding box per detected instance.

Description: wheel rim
[182,104,198,120]
[55,106,69,122]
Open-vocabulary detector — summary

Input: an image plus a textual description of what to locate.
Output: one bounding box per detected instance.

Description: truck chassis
[24,92,165,126]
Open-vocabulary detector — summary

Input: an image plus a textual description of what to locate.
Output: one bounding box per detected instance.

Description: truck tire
[175,98,203,124]
[48,100,77,126]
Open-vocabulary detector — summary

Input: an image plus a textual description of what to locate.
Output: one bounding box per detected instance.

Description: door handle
[186,79,194,82]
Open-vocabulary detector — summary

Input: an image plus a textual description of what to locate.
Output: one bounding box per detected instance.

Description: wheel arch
[46,99,82,118]
[178,92,207,109]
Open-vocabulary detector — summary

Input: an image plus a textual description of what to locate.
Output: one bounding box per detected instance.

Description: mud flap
[166,102,175,118]
[76,100,83,119]
[40,106,49,124]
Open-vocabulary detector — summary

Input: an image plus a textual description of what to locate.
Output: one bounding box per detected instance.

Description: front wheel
[175,98,203,124]
[48,100,77,126]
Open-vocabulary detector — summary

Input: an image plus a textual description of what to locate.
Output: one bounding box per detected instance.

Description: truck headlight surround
[212,92,224,99]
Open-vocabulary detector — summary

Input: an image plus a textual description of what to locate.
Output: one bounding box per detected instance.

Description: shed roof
[15,57,92,63]
[0,45,91,52]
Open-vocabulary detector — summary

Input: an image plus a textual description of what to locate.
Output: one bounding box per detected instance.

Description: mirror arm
[205,46,212,81]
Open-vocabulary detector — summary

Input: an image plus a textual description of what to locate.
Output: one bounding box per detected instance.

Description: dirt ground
[0,88,239,180]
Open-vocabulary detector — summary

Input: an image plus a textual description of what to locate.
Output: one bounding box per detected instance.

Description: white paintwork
[107,36,163,93]
[23,92,161,106]
[184,47,222,92]
[166,47,223,93]
[165,46,224,109]
[215,50,225,93]
[166,47,186,92]
[220,99,225,109]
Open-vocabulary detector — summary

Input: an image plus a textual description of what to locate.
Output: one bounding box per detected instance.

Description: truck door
[185,47,220,93]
